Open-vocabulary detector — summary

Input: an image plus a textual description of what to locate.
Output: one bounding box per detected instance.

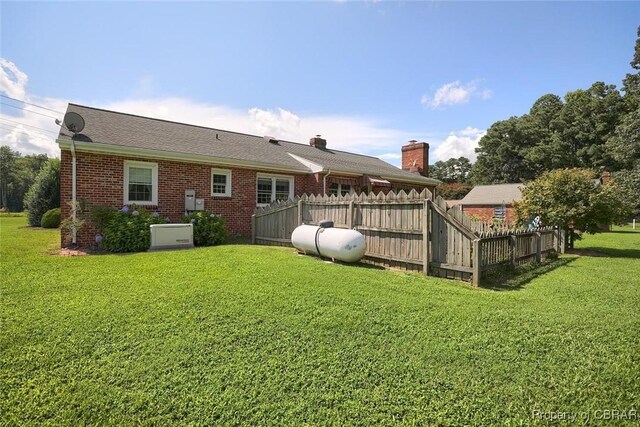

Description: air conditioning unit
[149,224,194,251]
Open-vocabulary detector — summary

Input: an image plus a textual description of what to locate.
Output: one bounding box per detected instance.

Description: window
[211,169,232,197]
[329,183,352,196]
[124,161,158,205]
[256,174,294,206]
[494,206,506,220]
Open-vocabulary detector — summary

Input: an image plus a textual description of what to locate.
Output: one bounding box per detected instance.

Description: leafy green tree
[430,157,472,183]
[23,159,60,226]
[514,169,634,247]
[613,165,640,216]
[621,26,640,110]
[557,82,625,169]
[436,182,473,200]
[0,146,49,211]
[0,146,17,210]
[472,117,539,184]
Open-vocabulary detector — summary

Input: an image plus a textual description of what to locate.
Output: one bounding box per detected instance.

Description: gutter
[71,139,77,245]
[323,169,332,195]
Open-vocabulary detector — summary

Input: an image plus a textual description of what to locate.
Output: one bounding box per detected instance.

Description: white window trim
[256,173,294,207]
[329,183,354,197]
[124,160,158,206]
[211,168,232,197]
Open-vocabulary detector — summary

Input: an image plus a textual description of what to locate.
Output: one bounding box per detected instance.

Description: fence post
[348,200,355,229]
[251,214,256,244]
[510,234,517,267]
[535,232,542,263]
[472,239,481,287]
[297,199,304,226]
[423,200,430,276]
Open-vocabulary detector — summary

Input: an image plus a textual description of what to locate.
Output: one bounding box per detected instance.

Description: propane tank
[291,222,366,263]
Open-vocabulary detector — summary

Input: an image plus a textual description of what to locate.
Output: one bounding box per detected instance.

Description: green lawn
[1,216,639,426]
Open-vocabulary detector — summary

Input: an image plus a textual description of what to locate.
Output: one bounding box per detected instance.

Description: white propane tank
[291,223,366,263]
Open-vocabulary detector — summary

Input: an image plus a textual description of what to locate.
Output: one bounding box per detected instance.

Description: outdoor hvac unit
[149,224,194,251]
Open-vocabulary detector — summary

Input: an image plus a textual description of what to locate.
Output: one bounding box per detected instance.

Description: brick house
[57,104,440,247]
[458,183,523,224]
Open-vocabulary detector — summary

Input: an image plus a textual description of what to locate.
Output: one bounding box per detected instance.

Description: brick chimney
[309,135,327,149]
[401,140,429,176]
[601,171,612,184]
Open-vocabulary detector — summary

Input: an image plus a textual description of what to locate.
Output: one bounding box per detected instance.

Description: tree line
[432,27,639,210]
[0,146,60,226]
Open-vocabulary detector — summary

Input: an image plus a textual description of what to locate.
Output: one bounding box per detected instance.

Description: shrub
[23,159,60,226]
[89,204,118,232]
[60,201,85,247]
[182,211,227,246]
[41,208,61,228]
[102,206,165,253]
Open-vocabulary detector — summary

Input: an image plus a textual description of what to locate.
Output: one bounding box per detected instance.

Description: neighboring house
[458,183,523,223]
[57,104,440,247]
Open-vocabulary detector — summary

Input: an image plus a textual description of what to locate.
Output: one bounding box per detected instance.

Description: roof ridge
[67,103,390,162]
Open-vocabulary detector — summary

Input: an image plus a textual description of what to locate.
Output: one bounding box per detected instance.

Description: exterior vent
[263,136,279,144]
[149,224,194,250]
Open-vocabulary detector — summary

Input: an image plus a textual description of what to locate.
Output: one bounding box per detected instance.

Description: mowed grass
[1,216,639,426]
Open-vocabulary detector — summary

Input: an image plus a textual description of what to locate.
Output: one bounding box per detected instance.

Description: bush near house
[101,206,165,252]
[182,211,227,246]
[40,208,61,229]
[23,159,60,227]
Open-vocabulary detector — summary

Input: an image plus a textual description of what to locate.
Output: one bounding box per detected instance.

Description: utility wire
[0,117,59,134]
[0,124,54,139]
[0,102,60,120]
[0,94,64,114]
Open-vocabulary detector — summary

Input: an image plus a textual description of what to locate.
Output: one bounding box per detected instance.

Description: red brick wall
[461,205,517,224]
[60,150,437,248]
[401,142,429,177]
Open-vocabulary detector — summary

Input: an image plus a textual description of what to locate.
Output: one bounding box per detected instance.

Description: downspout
[71,140,77,245]
[323,169,332,195]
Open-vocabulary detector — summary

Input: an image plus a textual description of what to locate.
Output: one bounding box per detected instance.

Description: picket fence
[252,189,563,286]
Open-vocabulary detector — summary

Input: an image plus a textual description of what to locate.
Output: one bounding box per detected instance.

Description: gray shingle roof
[57,104,439,185]
[459,183,523,205]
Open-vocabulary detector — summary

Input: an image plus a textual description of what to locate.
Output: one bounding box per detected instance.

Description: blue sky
[1,1,639,166]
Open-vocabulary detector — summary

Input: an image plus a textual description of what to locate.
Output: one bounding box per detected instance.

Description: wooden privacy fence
[252,190,564,286]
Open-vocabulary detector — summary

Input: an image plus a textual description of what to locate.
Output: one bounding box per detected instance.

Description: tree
[23,159,60,226]
[472,116,539,184]
[0,146,49,211]
[556,82,625,169]
[621,26,640,109]
[430,157,472,183]
[436,182,473,200]
[0,146,17,210]
[613,166,640,216]
[514,168,634,248]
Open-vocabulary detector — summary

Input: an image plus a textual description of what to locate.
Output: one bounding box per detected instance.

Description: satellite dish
[63,112,85,133]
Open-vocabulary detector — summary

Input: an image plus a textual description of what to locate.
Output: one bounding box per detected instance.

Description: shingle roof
[57,104,439,185]
[458,183,523,206]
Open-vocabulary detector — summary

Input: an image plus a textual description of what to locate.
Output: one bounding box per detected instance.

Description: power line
[0,117,59,135]
[0,94,65,114]
[0,124,54,139]
[0,102,60,120]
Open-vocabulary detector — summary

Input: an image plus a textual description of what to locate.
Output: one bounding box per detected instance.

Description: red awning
[367,176,391,187]
[330,177,359,186]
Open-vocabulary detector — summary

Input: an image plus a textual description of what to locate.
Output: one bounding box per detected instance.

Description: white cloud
[432,126,486,162]
[0,58,28,100]
[421,79,492,109]
[0,60,416,162]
